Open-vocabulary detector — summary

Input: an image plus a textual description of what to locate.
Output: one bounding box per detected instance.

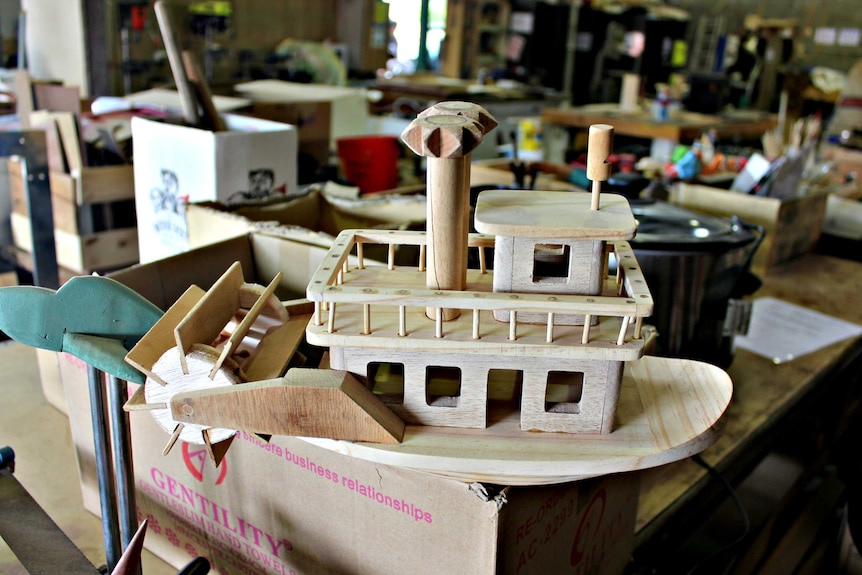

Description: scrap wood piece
[169,368,406,443]
[154,0,201,126]
[181,49,224,132]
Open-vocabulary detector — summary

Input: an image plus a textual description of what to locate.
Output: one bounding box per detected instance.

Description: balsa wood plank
[168,368,405,444]
[300,355,732,485]
[29,111,67,173]
[51,111,83,174]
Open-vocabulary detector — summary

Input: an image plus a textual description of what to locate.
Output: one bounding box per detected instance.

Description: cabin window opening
[426,366,461,407]
[368,362,404,405]
[487,368,522,423]
[545,371,584,413]
[533,243,570,282]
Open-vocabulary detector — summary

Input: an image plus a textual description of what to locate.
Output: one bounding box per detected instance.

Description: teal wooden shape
[63,333,148,385]
[0,276,163,381]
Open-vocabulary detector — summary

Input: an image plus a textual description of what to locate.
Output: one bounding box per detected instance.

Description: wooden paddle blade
[163,423,184,455]
[204,431,234,468]
[169,369,405,444]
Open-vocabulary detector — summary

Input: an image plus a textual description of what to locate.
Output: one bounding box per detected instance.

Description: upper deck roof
[474,190,637,240]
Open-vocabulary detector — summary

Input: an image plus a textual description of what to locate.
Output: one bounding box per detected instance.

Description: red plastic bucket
[336,135,400,194]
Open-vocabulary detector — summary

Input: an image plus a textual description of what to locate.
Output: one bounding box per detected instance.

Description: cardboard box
[132,114,297,264]
[185,187,427,290]
[670,183,829,273]
[8,157,138,273]
[186,187,427,243]
[57,232,638,575]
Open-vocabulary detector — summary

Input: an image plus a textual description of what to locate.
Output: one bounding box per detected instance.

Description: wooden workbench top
[542,104,777,143]
[636,254,862,542]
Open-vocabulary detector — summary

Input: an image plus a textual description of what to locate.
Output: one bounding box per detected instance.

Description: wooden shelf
[441,0,510,80]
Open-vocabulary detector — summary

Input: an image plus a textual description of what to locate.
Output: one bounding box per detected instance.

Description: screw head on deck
[401,114,485,158]
[418,101,498,135]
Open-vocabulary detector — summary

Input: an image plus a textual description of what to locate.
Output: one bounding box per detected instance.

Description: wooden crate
[8,157,138,273]
[670,183,828,274]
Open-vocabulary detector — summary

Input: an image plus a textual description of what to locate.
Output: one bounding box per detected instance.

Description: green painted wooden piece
[0,276,163,381]
[63,333,148,385]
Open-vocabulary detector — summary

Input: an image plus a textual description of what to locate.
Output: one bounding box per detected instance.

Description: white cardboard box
[132,114,297,263]
[56,232,639,575]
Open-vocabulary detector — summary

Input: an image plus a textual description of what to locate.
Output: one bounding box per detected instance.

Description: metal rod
[107,375,136,550]
[87,365,121,571]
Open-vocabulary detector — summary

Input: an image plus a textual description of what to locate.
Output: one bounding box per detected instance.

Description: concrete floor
[0,340,175,575]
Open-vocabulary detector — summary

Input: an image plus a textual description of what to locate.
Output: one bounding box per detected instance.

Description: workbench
[540,104,777,164]
[632,253,862,573]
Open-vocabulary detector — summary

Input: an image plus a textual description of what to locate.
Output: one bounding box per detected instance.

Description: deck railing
[307,230,653,346]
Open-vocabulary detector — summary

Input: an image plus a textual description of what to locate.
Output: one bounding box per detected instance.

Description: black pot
[627,199,763,367]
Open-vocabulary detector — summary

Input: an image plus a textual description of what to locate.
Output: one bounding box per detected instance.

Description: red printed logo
[570,486,607,567]
[182,442,227,485]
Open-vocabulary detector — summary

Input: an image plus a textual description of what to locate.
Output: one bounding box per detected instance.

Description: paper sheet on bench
[734,297,862,364]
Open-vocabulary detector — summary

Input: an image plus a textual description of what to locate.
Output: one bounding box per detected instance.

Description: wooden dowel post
[546,313,555,343]
[362,304,371,335]
[403,102,497,321]
[472,308,480,340]
[582,315,592,344]
[398,306,406,336]
[327,303,336,333]
[586,124,614,211]
[357,242,365,269]
[388,243,396,270]
[617,315,630,345]
[426,154,470,301]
